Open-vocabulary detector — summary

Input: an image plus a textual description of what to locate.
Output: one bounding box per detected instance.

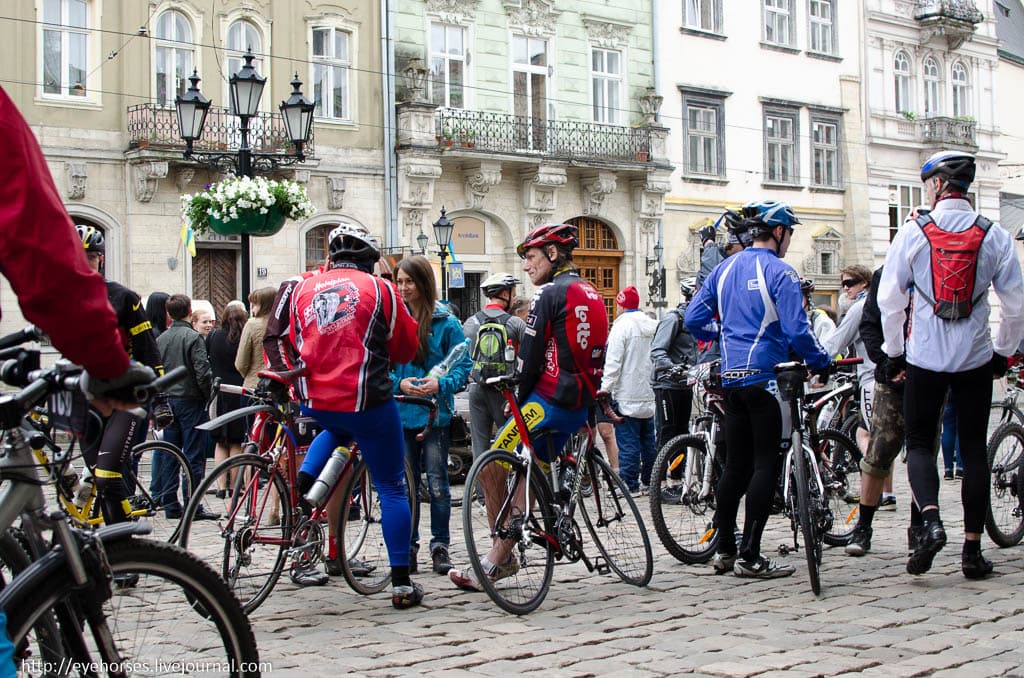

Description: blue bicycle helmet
[920,150,975,190]
[740,200,800,230]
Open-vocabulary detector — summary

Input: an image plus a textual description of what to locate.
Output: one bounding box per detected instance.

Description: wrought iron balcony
[435,109,652,163]
[920,116,977,149]
[126,103,316,156]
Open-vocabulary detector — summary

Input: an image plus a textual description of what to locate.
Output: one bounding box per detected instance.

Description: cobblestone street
[247,469,1024,676]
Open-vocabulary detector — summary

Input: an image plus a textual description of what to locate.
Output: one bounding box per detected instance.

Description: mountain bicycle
[460,375,652,615]
[989,362,1024,441]
[178,373,433,612]
[985,419,1024,547]
[0,346,260,676]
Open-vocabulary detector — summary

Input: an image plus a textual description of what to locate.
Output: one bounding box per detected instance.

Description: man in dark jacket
[650,276,699,448]
[155,293,217,520]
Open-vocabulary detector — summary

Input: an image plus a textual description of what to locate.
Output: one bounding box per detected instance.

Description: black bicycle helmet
[800,278,815,295]
[920,150,975,190]
[480,273,520,298]
[327,222,380,268]
[76,225,105,253]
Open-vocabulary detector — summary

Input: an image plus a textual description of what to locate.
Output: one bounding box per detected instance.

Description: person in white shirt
[601,285,659,494]
[878,150,1024,580]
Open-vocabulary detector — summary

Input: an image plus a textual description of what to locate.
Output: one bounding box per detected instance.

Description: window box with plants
[181,175,315,237]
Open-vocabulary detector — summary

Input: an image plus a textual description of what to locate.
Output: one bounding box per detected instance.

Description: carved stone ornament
[426,0,480,24]
[582,16,632,49]
[802,226,844,276]
[580,171,617,216]
[403,57,429,103]
[638,87,664,126]
[463,161,502,209]
[174,168,195,192]
[638,217,658,235]
[521,165,567,221]
[631,174,670,223]
[403,208,426,237]
[504,0,560,37]
[399,157,442,209]
[132,161,168,203]
[327,176,346,210]
[292,169,311,184]
[65,162,87,201]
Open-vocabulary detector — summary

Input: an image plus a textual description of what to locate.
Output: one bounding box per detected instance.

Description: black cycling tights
[717,385,784,560]
[82,410,148,524]
[903,363,991,533]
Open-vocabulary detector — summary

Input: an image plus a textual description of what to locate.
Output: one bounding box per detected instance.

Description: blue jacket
[391,302,471,429]
[685,247,829,388]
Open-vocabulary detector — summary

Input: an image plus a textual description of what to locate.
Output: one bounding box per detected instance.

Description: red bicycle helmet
[516,223,579,258]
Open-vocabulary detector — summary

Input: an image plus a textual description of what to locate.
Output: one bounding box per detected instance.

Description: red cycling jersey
[517,267,608,410]
[286,263,418,411]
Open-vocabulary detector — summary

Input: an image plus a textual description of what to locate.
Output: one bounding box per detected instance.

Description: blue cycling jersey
[684,247,829,388]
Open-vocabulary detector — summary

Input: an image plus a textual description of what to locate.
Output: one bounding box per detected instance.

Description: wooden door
[193,249,237,317]
[568,217,623,322]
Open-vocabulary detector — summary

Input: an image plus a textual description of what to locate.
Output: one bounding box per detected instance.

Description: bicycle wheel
[579,453,653,586]
[792,445,822,596]
[1,530,70,676]
[462,449,555,615]
[988,399,1024,441]
[812,428,862,546]
[985,422,1024,547]
[178,454,292,614]
[127,441,193,543]
[3,538,260,677]
[649,434,720,564]
[337,457,417,595]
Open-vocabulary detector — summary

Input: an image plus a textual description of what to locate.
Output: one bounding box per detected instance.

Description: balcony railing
[126,103,315,156]
[920,116,977,148]
[436,109,652,163]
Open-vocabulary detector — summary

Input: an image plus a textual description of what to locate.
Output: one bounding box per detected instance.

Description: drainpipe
[381,0,398,247]
[652,2,662,318]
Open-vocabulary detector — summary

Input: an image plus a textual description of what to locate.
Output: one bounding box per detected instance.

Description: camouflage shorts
[861,382,904,478]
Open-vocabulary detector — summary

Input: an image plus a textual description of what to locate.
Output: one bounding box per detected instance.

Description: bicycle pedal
[593,557,611,575]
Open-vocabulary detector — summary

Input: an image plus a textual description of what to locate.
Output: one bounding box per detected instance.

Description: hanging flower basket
[181,175,315,238]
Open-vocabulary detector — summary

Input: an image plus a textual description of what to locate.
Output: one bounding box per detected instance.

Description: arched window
[952,61,970,117]
[923,57,940,117]
[894,50,912,114]
[304,224,332,270]
[226,20,264,108]
[154,10,194,108]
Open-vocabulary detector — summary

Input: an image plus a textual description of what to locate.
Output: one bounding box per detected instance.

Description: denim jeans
[941,390,962,472]
[404,426,451,551]
[616,416,657,491]
[153,397,209,511]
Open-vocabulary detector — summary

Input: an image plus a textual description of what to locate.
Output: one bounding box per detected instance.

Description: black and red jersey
[517,267,608,410]
[263,270,316,373]
[286,264,418,412]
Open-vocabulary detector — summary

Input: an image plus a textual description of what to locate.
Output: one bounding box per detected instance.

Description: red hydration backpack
[915,212,992,321]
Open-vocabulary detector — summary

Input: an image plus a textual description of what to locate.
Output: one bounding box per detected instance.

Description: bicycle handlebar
[394,395,438,442]
[0,325,43,352]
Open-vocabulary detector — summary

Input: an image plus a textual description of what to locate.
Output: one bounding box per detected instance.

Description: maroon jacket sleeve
[0,87,128,378]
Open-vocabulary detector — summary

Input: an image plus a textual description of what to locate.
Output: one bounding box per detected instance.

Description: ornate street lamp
[174,49,315,300]
[416,230,429,255]
[432,207,455,302]
[646,240,666,308]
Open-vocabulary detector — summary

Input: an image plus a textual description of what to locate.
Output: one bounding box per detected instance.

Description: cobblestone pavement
[246,468,1024,677]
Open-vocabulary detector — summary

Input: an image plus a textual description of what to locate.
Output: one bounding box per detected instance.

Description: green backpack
[471,311,514,381]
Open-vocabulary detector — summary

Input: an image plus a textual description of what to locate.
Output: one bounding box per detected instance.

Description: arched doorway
[567,217,624,320]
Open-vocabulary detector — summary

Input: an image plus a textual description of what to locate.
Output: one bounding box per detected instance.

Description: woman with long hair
[392,255,472,576]
[235,286,277,390]
[145,292,169,337]
[206,304,249,493]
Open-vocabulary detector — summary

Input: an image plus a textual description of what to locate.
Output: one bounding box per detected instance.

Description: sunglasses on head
[841,278,861,288]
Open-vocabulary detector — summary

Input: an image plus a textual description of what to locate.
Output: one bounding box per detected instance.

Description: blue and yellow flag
[180,222,197,257]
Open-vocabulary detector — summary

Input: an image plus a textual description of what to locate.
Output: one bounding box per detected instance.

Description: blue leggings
[300,399,410,567]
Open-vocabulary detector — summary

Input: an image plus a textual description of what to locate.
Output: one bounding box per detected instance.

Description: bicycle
[460,375,653,615]
[649,360,862,568]
[989,362,1024,441]
[985,419,1024,547]
[0,345,260,676]
[178,372,433,612]
[774,357,862,596]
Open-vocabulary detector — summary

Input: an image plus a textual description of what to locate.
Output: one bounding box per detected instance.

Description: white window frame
[153,8,196,109]
[38,0,100,104]
[224,19,266,112]
[889,183,924,241]
[591,47,622,125]
[894,50,913,114]
[429,22,467,109]
[684,0,722,33]
[764,106,800,185]
[810,112,841,188]
[309,23,355,123]
[952,60,970,118]
[808,0,836,55]
[923,56,941,117]
[764,0,795,47]
[680,89,726,178]
[510,34,550,151]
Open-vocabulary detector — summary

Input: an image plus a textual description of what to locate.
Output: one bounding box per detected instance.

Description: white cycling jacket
[601,310,658,418]
[878,197,1024,372]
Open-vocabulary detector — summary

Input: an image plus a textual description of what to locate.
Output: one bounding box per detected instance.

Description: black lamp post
[432,207,455,302]
[175,49,315,300]
[416,230,429,255]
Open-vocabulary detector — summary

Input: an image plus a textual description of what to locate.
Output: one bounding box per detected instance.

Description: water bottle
[427,338,471,380]
[559,455,577,500]
[305,446,352,506]
[504,339,515,363]
[75,466,94,508]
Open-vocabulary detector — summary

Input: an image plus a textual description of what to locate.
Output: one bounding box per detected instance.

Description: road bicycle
[985,418,1024,547]
[989,363,1024,441]
[460,375,652,615]
[0,344,260,676]
[178,372,433,612]
[649,359,862,570]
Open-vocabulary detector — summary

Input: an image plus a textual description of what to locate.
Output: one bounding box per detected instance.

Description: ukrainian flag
[180,222,197,257]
